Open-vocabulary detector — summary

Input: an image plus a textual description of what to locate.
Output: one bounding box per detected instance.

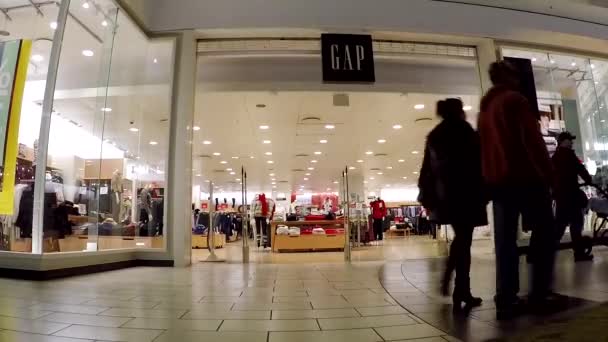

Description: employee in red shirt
[370,198,387,241]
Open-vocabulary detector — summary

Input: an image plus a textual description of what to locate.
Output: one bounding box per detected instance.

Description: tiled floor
[0,241,604,341]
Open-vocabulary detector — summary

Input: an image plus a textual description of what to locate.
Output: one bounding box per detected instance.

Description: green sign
[0,41,21,170]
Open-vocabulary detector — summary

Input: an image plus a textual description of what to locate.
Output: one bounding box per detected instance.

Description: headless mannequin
[111,170,122,222]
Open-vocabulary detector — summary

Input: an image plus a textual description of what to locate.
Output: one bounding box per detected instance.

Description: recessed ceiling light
[129,127,139,132]
[101,20,108,27]
[392,124,402,130]
[226,168,233,171]
[349,166,356,170]
[377,139,386,144]
[82,1,90,9]
[311,160,318,163]
[463,105,472,111]
[571,62,577,67]
[250,156,255,159]
[50,21,58,30]
[82,50,94,57]
[531,57,537,62]
[364,181,368,184]
[377,172,383,175]
[414,104,425,110]
[591,64,595,69]
[193,126,200,131]
[31,54,44,62]
[259,125,270,130]
[333,181,339,184]
[269,173,275,176]
[413,171,419,174]
[149,141,158,145]
[357,160,364,163]
[307,167,314,170]
[385,184,391,187]
[203,140,212,145]
[230,172,236,175]
[314,151,322,155]
[271,182,276,185]
[272,185,277,188]
[550,60,555,64]
[402,176,408,179]
[205,180,210,182]
[265,152,272,156]
[304,178,309,181]
[386,166,393,169]
[370,177,375,180]
[271,178,276,181]
[195,174,201,177]
[101,107,112,112]
[220,161,227,164]
[326,188,331,191]
[365,151,373,155]
[398,159,405,163]
[412,150,419,154]
[320,139,328,144]
[263,140,271,144]
[212,152,221,156]
[236,178,241,181]
[267,160,274,164]
[305,173,311,176]
[232,156,239,159]
[325,124,335,129]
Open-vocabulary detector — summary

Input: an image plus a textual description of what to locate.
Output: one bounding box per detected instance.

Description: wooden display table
[270,220,345,253]
[192,233,225,249]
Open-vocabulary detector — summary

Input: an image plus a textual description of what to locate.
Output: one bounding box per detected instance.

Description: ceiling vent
[292,168,305,172]
[295,153,310,157]
[415,117,433,123]
[212,169,226,173]
[279,180,289,183]
[197,154,211,158]
[370,167,381,171]
[333,93,350,107]
[374,153,388,157]
[300,116,321,123]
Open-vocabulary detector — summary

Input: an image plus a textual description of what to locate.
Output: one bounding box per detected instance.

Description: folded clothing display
[325,228,345,235]
[288,227,301,236]
[276,225,289,235]
[300,227,313,235]
[312,227,326,235]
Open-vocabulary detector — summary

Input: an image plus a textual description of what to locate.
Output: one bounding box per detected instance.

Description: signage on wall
[321,34,375,83]
[0,40,31,215]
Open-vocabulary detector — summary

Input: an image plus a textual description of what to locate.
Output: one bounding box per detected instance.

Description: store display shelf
[270,220,345,253]
[192,233,225,249]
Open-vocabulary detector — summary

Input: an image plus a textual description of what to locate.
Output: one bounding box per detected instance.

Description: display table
[270,220,345,253]
[192,233,225,249]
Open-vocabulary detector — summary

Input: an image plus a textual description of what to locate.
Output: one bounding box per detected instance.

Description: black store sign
[321,34,375,83]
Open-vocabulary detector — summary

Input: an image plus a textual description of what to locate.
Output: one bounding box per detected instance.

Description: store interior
[0,0,173,253]
[191,45,494,263]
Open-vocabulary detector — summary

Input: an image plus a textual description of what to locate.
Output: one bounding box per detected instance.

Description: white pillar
[168,30,196,267]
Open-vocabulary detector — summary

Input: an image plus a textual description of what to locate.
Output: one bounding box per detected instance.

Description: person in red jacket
[370,197,387,242]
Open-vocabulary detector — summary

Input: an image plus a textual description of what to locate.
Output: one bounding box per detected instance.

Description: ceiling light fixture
[265,152,272,156]
[349,166,356,170]
[100,107,112,112]
[101,20,108,27]
[398,159,405,163]
[403,176,408,179]
[377,172,383,175]
[386,166,393,169]
[269,173,275,177]
[311,160,318,163]
[220,161,227,164]
[259,125,270,130]
[591,64,595,69]
[377,139,386,144]
[82,1,90,9]
[326,188,331,191]
[414,104,425,110]
[203,140,212,145]
[571,62,577,67]
[531,57,537,62]
[149,141,158,145]
[333,181,339,184]
[212,152,221,156]
[305,173,311,176]
[267,160,274,164]
[463,105,472,111]
[314,151,322,155]
[304,178,309,181]
[370,177,375,180]
[263,140,271,144]
[357,160,364,163]
[31,54,44,62]
[226,168,233,171]
[550,60,556,64]
[413,171,419,174]
[325,124,335,129]
[82,50,94,57]
[153,58,158,64]
[192,126,200,131]
[392,124,402,129]
[230,172,236,175]
[129,127,139,132]
[232,156,239,159]
[411,150,419,154]
[320,139,328,144]
[307,167,314,170]
[365,151,373,155]
[50,21,58,30]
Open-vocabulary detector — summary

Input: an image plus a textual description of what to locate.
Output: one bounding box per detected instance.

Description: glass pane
[0,1,60,253]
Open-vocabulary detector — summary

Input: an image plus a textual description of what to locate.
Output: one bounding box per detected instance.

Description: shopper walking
[478,61,556,320]
[552,132,594,262]
[418,98,487,310]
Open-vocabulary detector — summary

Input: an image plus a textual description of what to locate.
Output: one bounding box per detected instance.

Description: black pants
[255,216,269,247]
[555,203,585,257]
[443,224,474,296]
[373,218,383,241]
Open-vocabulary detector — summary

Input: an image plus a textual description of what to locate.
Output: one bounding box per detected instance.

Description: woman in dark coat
[418,98,487,309]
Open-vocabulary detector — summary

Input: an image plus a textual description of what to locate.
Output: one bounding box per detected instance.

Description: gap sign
[321,34,375,83]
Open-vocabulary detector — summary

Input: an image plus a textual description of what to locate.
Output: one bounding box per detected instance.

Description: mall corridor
[0,248,603,342]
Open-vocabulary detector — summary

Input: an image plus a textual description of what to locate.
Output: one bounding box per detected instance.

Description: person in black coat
[418,98,487,310]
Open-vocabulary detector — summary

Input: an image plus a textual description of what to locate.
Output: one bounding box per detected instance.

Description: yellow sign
[0,40,31,215]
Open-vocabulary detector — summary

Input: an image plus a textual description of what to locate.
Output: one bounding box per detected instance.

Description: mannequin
[370,197,387,242]
[139,184,153,236]
[252,193,275,248]
[111,170,123,222]
[323,197,332,214]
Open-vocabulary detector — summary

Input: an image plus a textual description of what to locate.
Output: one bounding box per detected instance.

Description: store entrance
[191,39,489,263]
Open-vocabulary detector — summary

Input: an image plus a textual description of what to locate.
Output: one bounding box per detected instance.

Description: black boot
[453,291,482,310]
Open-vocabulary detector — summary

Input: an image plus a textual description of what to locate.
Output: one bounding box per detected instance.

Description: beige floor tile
[441,336,463,342]
[375,323,445,340]
[0,308,53,319]
[121,317,221,330]
[40,312,132,328]
[318,314,416,330]
[154,302,234,310]
[356,305,409,316]
[29,303,108,315]
[269,329,383,342]
[0,315,69,334]
[201,296,241,302]
[220,319,319,332]
[0,330,88,342]
[272,296,312,303]
[154,330,268,342]
[53,325,162,341]
[391,337,447,342]
[233,302,312,311]
[183,310,270,320]
[81,299,159,309]
[98,308,187,319]
[272,309,360,319]
[345,298,395,307]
